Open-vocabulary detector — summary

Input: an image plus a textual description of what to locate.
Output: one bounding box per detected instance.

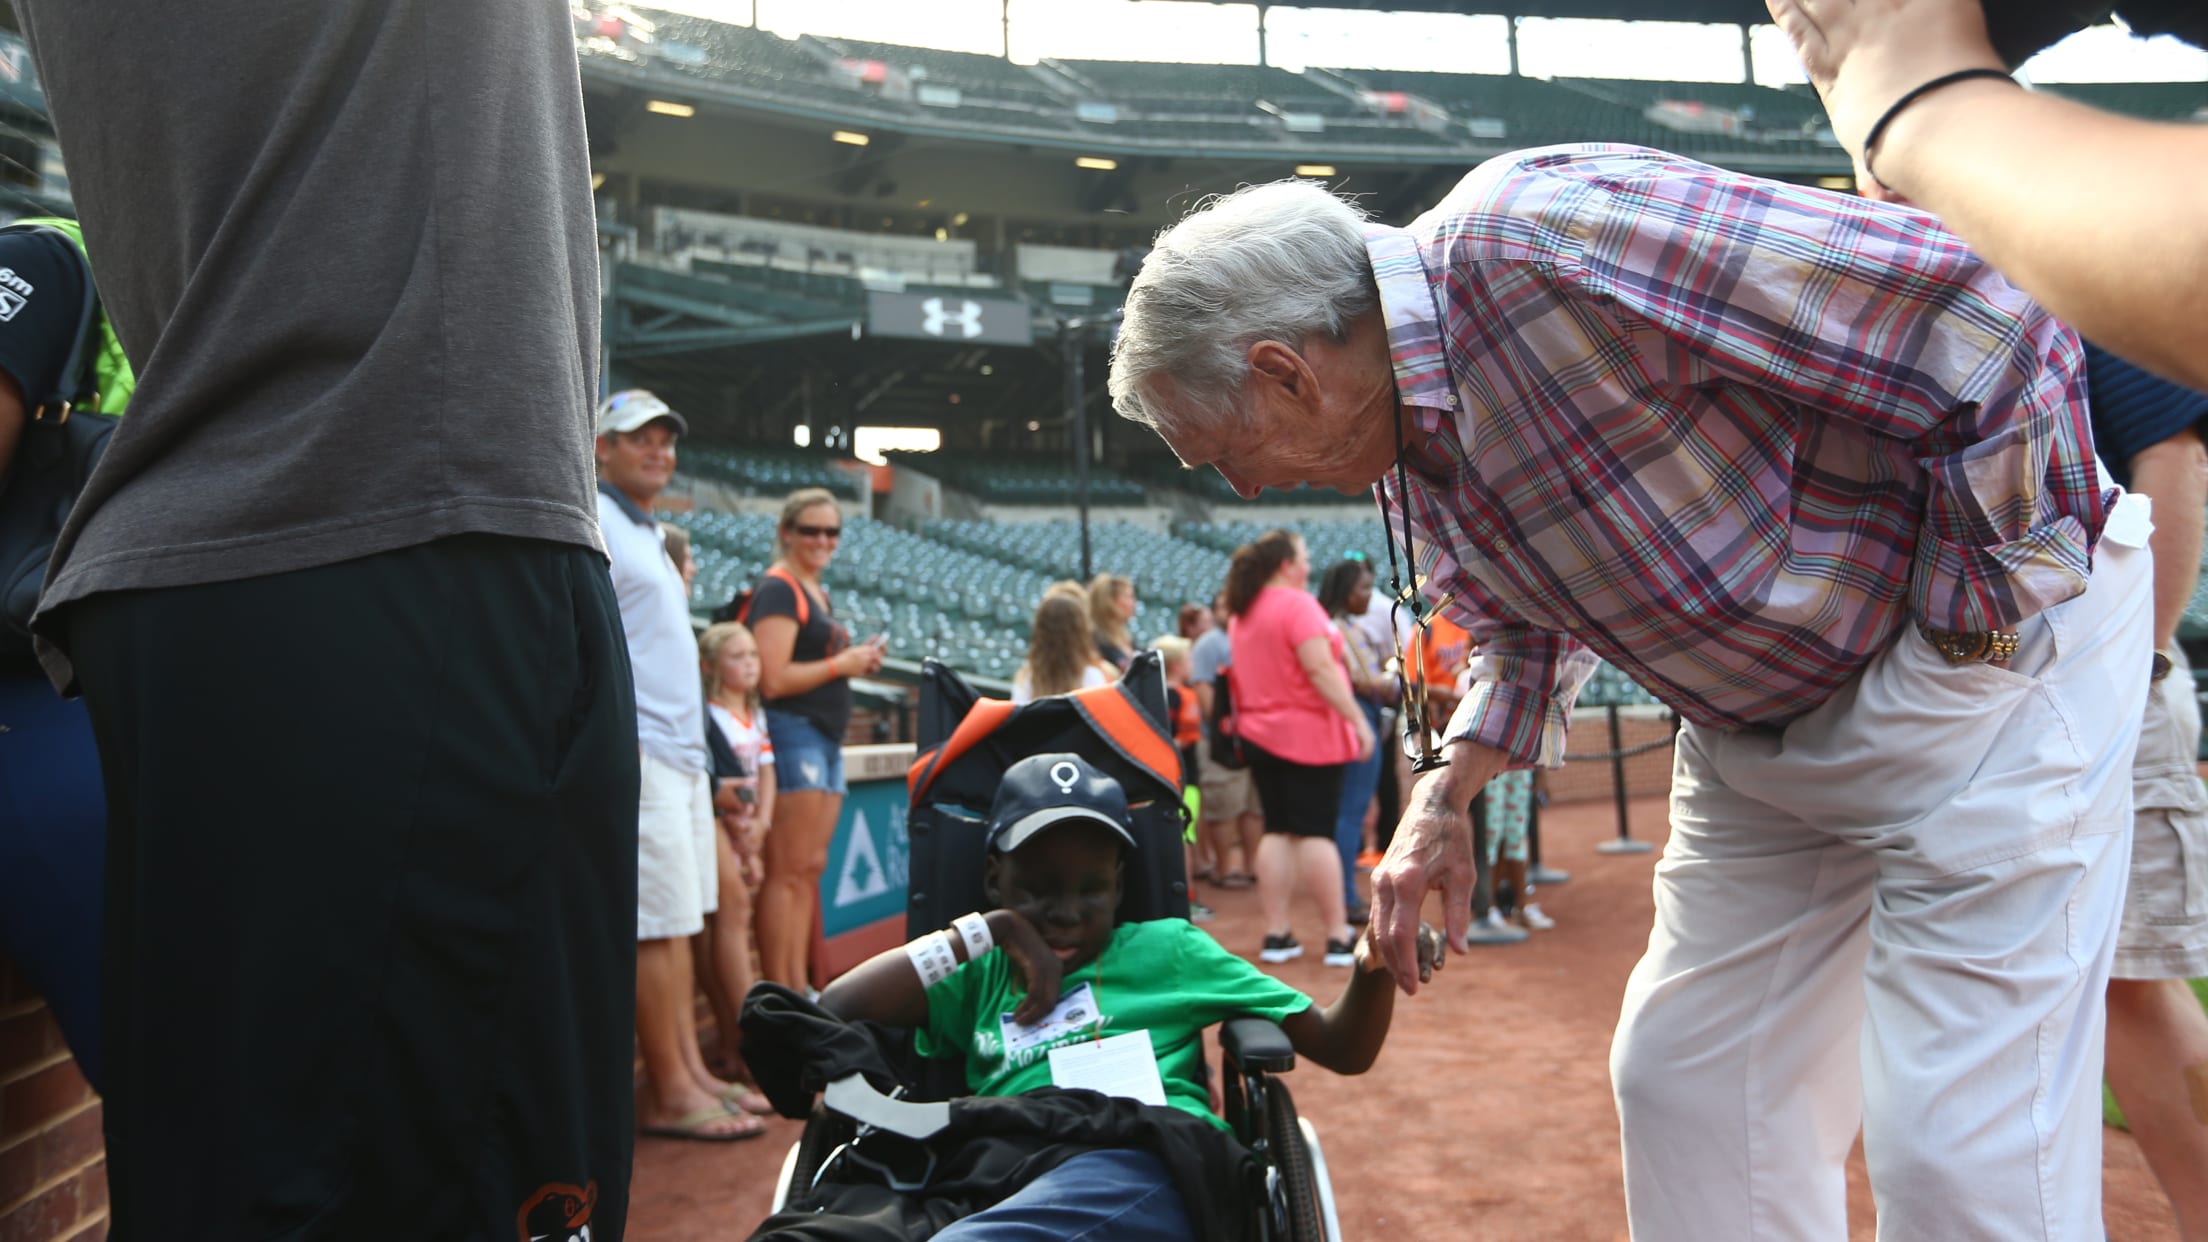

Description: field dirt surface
[629,793,2179,1241]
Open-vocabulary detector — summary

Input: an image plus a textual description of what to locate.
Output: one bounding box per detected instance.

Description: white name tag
[1048,1030,1168,1106]
[999,982,1103,1056]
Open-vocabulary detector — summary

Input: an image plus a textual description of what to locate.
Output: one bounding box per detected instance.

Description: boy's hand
[1358,920,1443,986]
[988,910,1065,1026]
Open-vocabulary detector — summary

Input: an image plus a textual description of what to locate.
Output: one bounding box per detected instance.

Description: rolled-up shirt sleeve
[1444,607,1601,771]
[1539,150,2101,631]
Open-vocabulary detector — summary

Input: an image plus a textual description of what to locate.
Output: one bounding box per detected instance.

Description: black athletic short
[1243,740,1347,839]
[69,534,640,1242]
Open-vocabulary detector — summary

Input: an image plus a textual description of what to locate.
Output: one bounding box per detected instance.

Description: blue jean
[0,672,107,1089]
[1336,699,1385,909]
[765,708,847,794]
[933,1148,1194,1241]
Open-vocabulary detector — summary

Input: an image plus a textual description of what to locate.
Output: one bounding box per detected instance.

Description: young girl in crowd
[1481,770,1557,933]
[696,621,779,1118]
[1152,635,1214,922]
[1012,591,1116,704]
[1088,572,1138,671]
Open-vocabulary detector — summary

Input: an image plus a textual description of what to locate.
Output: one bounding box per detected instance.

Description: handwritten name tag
[1048,1030,1167,1106]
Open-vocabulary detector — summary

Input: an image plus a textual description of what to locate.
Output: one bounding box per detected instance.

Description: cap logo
[1049,761,1081,793]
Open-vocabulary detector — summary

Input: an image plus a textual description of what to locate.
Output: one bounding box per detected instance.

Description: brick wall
[0,955,106,1242]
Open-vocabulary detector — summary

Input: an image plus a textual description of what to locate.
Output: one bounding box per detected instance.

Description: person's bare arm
[754,613,871,699]
[1193,679,1215,719]
[1767,0,2208,388]
[1295,633,1375,759]
[754,761,778,837]
[818,908,1062,1029]
[0,371,23,482]
[1278,922,1442,1074]
[2131,429,2208,652]
[1369,738,1507,993]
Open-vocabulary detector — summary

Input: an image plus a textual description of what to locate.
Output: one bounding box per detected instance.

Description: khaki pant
[1613,496,2152,1241]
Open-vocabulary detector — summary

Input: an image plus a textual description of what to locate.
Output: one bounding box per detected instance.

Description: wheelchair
[765,651,1343,1242]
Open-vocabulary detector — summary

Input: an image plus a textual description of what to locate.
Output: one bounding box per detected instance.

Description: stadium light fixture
[646,99,696,118]
[952,212,970,227]
[1074,156,1118,171]
[1295,164,1337,177]
[590,172,606,191]
[1816,175,1856,191]
[832,130,872,147]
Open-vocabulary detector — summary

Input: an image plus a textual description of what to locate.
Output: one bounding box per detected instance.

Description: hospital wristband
[950,912,994,963]
[906,930,960,989]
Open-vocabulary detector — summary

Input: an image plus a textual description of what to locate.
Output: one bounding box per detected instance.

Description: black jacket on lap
[740,984,1261,1242]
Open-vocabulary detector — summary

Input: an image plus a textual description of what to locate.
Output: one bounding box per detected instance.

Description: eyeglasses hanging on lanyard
[1379,398,1454,775]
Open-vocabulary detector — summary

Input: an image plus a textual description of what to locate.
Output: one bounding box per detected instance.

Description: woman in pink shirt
[1225,529,1377,967]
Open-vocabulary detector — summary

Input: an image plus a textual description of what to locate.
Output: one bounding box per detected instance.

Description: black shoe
[1322,938,1356,967]
[1346,901,1371,926]
[1258,933,1303,963]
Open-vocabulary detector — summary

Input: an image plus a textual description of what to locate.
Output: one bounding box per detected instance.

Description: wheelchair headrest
[908,650,1181,817]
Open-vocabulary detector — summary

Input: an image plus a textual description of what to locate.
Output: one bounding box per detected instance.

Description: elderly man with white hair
[1110,144,2155,1242]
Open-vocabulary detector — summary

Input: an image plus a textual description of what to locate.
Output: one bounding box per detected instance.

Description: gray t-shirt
[1189,627,1232,737]
[1190,627,1233,687]
[18,0,602,683]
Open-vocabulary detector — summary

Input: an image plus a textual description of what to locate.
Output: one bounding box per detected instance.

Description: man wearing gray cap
[596,389,765,1141]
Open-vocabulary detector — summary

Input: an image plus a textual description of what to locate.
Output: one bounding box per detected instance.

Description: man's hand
[987,910,1065,1026]
[1369,740,1505,995]
[1765,0,2006,191]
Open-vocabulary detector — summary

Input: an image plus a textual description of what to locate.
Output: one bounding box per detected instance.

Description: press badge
[1048,1030,1168,1106]
[999,982,1103,1056]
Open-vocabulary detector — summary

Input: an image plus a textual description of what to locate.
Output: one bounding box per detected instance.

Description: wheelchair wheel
[781,1105,857,1208]
[1264,1080,1326,1242]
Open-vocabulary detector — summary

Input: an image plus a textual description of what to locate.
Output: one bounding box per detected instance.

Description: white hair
[1108,180,1377,439]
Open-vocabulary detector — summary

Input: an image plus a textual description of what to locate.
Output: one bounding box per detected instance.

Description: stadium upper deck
[575,4,1856,173]
[574,4,2208,179]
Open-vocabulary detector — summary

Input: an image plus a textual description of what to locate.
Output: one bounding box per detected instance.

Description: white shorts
[2116,642,2208,979]
[637,749,716,941]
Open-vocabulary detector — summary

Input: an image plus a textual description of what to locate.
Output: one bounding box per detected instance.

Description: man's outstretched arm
[1768,0,2208,389]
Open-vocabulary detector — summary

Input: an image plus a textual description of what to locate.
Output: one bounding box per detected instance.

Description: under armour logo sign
[921,297,984,339]
[1050,761,1081,793]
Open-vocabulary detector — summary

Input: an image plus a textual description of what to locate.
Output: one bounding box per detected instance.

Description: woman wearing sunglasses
[750,488,884,991]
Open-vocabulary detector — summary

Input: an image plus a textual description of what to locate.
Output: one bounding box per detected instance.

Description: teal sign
[819,779,912,938]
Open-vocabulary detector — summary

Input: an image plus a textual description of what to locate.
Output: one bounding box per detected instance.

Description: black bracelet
[1861,67,2017,185]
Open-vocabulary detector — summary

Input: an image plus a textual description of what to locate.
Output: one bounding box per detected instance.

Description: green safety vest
[13,215,134,416]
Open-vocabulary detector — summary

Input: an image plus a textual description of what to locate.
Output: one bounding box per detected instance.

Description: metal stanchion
[1595,701,1653,855]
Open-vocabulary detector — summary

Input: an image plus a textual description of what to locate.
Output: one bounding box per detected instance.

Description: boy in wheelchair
[771,750,1441,1240]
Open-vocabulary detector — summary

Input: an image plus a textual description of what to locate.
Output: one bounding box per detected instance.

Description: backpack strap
[0,223,100,421]
[738,564,811,629]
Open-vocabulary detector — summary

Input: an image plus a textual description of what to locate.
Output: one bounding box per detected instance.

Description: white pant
[636,749,716,940]
[1612,504,2153,1242]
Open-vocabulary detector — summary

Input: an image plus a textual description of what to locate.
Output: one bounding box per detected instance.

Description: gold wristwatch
[1918,622,2021,666]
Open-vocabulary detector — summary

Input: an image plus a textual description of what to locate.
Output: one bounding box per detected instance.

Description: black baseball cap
[986,753,1139,855]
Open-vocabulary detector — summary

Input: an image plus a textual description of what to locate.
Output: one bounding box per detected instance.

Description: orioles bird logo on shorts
[516,1180,598,1242]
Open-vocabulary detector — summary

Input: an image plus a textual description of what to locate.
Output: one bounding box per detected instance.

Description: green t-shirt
[916,918,1313,1131]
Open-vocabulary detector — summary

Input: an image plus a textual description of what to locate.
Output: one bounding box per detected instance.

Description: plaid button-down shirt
[1372,145,2104,768]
